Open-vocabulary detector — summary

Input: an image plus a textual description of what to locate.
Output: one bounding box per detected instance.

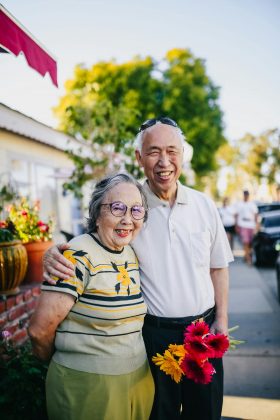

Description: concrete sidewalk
[222,251,280,420]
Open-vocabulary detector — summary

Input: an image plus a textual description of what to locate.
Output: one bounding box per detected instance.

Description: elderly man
[43,117,233,420]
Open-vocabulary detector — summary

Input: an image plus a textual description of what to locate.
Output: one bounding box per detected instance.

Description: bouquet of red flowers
[152,320,230,385]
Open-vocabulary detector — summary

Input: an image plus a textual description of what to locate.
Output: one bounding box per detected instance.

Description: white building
[0,102,87,239]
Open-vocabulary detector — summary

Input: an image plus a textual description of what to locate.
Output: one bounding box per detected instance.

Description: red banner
[0,5,57,86]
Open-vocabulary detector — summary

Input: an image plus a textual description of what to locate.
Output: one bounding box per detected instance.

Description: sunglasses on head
[138,117,178,132]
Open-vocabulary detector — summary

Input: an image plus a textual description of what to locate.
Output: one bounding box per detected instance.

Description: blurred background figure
[219,197,235,250]
[235,190,258,265]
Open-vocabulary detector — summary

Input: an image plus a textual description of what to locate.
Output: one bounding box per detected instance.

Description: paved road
[222,245,280,420]
[258,265,279,303]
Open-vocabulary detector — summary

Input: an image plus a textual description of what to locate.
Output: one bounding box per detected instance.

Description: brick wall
[0,284,41,346]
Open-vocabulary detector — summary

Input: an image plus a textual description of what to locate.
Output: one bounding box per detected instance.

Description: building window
[10,157,57,222]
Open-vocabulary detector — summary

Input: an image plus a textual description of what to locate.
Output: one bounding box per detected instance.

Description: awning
[0,4,58,86]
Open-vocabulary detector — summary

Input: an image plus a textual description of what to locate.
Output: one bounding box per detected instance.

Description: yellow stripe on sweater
[77,302,146,313]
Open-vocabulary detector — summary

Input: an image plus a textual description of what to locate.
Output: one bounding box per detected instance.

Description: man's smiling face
[136,123,184,201]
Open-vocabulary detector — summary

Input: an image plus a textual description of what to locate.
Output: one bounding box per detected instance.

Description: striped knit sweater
[41,233,147,374]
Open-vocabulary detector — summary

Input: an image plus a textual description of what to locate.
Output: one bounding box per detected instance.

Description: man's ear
[135,150,142,167]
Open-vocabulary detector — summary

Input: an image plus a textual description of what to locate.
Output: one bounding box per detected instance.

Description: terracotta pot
[0,240,28,295]
[23,240,54,284]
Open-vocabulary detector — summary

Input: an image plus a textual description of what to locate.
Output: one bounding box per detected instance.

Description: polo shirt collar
[143,180,188,209]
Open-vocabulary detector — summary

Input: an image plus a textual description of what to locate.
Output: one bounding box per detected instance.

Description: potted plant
[7,198,54,284]
[0,221,28,295]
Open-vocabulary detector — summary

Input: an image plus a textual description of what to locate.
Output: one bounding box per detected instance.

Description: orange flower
[152,350,184,383]
[168,344,186,362]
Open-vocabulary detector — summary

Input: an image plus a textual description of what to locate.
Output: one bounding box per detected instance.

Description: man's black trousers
[143,312,224,420]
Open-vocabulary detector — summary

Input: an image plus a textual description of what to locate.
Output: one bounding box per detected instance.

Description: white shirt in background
[235,201,258,229]
[219,206,235,227]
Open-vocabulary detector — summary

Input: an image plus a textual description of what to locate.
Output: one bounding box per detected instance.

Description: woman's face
[96,182,145,251]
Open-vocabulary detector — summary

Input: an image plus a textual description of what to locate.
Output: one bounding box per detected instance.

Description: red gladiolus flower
[205,334,229,358]
[184,321,209,342]
[180,355,215,384]
[184,335,212,360]
[21,210,28,216]
[0,220,7,228]
[37,220,44,226]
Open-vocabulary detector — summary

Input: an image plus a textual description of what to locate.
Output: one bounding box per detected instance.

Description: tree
[241,129,280,185]
[162,49,226,180]
[54,49,226,196]
[214,129,280,199]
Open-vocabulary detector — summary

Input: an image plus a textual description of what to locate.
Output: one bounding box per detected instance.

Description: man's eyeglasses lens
[102,202,146,220]
[139,117,178,132]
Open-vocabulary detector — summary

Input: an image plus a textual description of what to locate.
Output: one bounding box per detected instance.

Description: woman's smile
[115,228,133,238]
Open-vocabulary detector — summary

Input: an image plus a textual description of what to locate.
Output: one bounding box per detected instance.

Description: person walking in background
[219,197,235,250]
[235,190,258,265]
[28,173,154,420]
[43,117,233,420]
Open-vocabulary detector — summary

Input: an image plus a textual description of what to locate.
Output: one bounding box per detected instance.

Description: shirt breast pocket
[190,231,211,267]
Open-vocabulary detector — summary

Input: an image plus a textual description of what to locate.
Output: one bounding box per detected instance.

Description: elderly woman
[28,173,154,420]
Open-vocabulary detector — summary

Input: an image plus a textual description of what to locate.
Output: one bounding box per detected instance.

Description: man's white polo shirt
[132,181,233,317]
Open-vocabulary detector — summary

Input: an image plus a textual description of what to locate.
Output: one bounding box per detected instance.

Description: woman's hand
[43,243,75,284]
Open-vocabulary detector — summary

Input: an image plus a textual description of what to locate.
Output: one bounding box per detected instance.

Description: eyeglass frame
[138,117,178,133]
[100,201,147,220]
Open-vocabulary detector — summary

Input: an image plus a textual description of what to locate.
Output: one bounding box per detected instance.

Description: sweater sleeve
[41,248,90,301]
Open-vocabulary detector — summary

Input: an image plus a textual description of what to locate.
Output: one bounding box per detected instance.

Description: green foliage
[245,129,280,185]
[0,338,48,420]
[54,48,225,195]
[218,129,280,196]
[0,228,15,242]
[0,220,19,243]
[195,129,280,198]
[162,49,226,179]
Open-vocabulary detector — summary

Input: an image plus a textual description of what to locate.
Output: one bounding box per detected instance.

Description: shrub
[0,334,48,420]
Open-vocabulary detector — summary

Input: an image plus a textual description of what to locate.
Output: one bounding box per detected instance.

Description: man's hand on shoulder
[43,243,75,284]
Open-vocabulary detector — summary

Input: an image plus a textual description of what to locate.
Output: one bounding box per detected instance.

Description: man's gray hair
[87,173,148,233]
[134,121,186,153]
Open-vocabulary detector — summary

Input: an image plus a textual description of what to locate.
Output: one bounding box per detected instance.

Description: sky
[0,0,279,141]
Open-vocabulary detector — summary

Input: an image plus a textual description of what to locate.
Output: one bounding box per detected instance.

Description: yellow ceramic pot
[0,240,28,295]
